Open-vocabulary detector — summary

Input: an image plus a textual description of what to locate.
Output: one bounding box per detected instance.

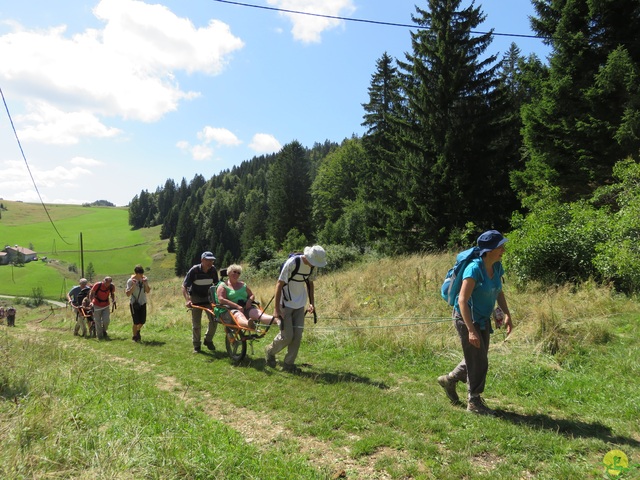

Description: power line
[0,86,72,245]
[211,0,548,40]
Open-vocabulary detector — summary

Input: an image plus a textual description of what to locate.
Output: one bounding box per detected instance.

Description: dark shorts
[130,303,147,325]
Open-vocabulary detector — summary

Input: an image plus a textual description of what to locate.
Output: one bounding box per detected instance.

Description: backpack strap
[288,256,314,283]
[131,281,143,304]
[283,255,314,302]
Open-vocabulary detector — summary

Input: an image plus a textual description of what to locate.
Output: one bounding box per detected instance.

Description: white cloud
[0,159,93,202]
[16,102,121,145]
[177,126,242,161]
[249,133,281,153]
[198,127,242,147]
[0,0,244,141]
[177,139,213,161]
[266,0,356,43]
[190,144,214,161]
[70,156,104,167]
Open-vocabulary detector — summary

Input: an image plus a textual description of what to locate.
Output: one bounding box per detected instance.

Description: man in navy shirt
[182,251,219,353]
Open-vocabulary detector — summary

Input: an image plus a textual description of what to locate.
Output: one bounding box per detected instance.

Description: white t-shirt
[279,256,317,309]
[126,278,148,305]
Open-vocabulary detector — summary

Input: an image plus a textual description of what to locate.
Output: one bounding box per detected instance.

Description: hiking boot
[467,397,496,416]
[265,353,276,368]
[193,345,201,354]
[204,340,215,351]
[283,364,301,374]
[437,375,460,405]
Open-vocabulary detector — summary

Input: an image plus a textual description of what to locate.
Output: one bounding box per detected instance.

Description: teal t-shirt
[454,258,504,331]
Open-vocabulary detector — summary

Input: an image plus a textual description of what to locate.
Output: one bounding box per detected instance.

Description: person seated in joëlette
[214,264,276,330]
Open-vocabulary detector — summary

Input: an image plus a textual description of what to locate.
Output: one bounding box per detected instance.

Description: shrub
[244,242,275,269]
[591,159,640,293]
[250,244,366,281]
[506,198,608,287]
[30,287,45,307]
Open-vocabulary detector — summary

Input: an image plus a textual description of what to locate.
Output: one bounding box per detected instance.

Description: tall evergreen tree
[267,141,313,247]
[174,198,197,276]
[311,138,366,227]
[156,179,177,222]
[360,53,412,248]
[240,189,268,252]
[494,44,547,217]
[397,0,504,247]
[518,0,640,202]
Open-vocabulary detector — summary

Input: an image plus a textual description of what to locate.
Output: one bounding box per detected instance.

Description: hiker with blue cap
[182,251,219,354]
[438,230,513,415]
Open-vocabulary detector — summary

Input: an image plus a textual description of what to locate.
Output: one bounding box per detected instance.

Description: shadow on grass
[241,358,389,389]
[302,369,390,390]
[496,409,640,448]
[0,380,29,404]
[140,340,166,347]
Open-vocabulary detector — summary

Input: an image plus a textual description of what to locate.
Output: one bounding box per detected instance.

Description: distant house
[3,245,37,264]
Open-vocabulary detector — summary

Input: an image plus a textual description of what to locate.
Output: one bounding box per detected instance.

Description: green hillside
[0,200,172,299]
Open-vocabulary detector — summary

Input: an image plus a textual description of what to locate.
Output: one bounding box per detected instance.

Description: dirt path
[21,317,396,479]
[154,375,396,480]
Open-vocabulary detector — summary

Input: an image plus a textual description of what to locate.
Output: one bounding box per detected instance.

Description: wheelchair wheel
[225,327,247,363]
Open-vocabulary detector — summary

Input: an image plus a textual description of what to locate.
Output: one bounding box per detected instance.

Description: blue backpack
[440,247,482,306]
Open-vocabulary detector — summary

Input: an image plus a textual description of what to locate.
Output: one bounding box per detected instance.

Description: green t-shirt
[214,283,248,316]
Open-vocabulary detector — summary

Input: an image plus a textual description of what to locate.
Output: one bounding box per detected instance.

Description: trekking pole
[256,296,277,332]
[255,295,275,322]
[304,305,318,324]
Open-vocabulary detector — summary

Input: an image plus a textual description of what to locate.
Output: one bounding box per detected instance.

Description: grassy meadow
[1,201,639,479]
[0,200,173,299]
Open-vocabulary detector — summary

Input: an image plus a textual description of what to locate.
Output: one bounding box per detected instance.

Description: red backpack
[93,282,112,302]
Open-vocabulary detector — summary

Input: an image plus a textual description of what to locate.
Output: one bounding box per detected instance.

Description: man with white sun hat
[265,245,327,373]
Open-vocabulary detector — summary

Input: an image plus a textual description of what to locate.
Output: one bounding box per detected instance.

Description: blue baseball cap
[477,230,507,256]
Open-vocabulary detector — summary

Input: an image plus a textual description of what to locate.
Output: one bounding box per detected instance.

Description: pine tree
[266,141,312,248]
[519,0,640,202]
[360,53,411,248]
[397,0,504,247]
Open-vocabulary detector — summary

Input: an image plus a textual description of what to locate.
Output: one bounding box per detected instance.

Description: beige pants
[265,306,305,366]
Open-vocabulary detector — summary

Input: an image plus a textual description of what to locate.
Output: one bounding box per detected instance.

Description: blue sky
[0,0,550,206]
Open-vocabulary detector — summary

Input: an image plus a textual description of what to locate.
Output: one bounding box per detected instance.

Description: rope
[319,316,452,322]
[280,316,454,330]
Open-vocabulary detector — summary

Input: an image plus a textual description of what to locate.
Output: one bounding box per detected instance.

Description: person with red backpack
[90,276,116,340]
